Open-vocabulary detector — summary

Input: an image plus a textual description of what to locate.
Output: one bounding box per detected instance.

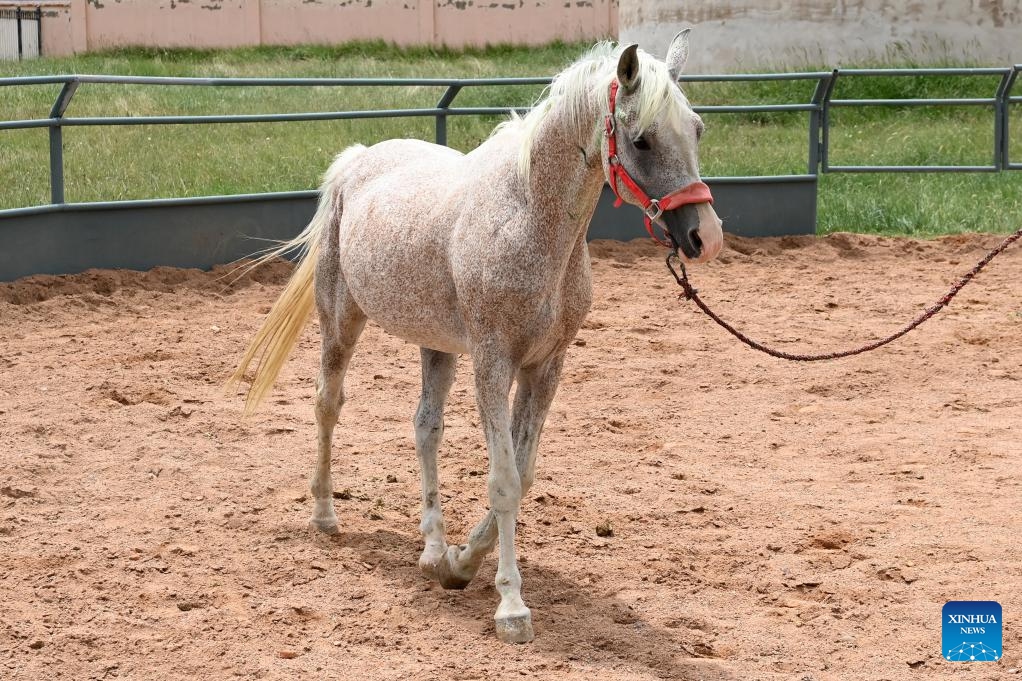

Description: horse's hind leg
[310,279,366,534]
[414,348,458,581]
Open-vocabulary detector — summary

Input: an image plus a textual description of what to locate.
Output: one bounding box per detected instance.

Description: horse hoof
[495,611,534,644]
[309,517,338,535]
[433,557,472,590]
[424,545,473,589]
[417,551,448,582]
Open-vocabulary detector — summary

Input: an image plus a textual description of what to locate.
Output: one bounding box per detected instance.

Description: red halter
[604,79,713,248]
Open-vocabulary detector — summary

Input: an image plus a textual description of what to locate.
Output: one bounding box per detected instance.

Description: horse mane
[499,41,681,182]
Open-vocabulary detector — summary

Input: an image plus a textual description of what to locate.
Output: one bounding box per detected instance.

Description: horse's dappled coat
[228,35,722,643]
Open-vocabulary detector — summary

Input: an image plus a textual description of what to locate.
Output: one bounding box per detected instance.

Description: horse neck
[523,98,605,254]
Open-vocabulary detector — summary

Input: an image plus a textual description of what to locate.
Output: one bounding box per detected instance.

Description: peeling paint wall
[83,0,258,50]
[432,0,616,45]
[32,0,616,53]
[620,0,1022,71]
[260,0,422,46]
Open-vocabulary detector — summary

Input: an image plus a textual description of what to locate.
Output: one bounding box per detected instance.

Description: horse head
[601,32,724,264]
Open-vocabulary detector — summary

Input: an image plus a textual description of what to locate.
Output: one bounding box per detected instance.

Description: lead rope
[665,226,1022,361]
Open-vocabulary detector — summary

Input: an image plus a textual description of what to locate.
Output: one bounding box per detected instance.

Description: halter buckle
[644,199,663,222]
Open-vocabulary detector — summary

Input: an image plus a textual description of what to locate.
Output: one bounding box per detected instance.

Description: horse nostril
[688,227,703,254]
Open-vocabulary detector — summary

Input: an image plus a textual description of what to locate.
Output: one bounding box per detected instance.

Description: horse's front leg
[471,351,534,643]
[510,354,564,499]
[436,354,565,593]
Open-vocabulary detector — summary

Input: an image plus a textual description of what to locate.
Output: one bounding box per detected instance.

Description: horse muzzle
[661,202,723,264]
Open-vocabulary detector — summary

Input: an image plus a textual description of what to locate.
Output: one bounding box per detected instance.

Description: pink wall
[31,0,617,55]
[260,0,424,46]
[84,1,258,50]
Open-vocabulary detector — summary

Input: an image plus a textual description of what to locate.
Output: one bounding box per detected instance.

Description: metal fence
[1,66,1020,206]
[0,6,41,61]
[819,67,1020,172]
[0,66,1019,279]
[682,66,1020,173]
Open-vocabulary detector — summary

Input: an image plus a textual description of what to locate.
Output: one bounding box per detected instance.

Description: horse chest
[493,260,593,360]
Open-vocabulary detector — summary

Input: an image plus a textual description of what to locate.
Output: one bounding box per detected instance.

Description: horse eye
[696,122,705,140]
[633,136,651,151]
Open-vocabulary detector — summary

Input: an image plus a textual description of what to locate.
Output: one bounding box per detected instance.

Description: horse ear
[616,44,641,93]
[666,28,691,81]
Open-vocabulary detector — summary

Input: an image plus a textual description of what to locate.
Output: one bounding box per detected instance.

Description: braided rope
[667,227,1022,362]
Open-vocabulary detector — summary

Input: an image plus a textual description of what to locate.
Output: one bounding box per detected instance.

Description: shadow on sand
[322,526,738,681]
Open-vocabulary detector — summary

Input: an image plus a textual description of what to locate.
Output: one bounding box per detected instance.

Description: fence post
[36,5,42,58]
[16,6,22,60]
[819,70,839,173]
[435,84,462,146]
[807,76,828,174]
[49,80,80,205]
[997,67,1019,169]
[805,72,836,234]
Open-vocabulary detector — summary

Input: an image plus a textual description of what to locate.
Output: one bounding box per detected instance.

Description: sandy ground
[1,233,1020,681]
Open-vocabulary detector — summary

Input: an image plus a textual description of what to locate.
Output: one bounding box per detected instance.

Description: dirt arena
[1,233,1020,680]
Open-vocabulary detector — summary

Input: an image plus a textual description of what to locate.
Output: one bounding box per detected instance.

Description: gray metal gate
[0,6,41,61]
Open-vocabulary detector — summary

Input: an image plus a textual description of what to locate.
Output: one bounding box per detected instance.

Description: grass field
[1,43,1020,235]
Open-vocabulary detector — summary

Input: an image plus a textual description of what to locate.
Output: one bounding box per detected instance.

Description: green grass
[686,73,1022,236]
[1,42,1020,236]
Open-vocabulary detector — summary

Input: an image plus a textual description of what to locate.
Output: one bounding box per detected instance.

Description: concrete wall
[28,0,616,55]
[620,0,1022,71]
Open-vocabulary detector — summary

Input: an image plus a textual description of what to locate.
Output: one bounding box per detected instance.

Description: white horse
[229,35,723,643]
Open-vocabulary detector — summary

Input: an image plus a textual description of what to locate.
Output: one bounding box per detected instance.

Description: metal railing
[821,67,1021,172]
[0,74,549,206]
[0,65,1020,212]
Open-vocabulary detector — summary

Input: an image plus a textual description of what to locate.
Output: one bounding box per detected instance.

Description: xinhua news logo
[942,601,1002,662]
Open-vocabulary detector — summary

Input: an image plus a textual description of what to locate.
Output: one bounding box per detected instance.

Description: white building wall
[621,0,1022,71]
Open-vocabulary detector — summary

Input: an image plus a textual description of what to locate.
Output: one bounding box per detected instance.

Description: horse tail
[227,144,366,413]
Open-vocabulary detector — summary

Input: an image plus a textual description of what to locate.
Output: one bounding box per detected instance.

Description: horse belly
[371,311,470,356]
[340,250,470,355]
